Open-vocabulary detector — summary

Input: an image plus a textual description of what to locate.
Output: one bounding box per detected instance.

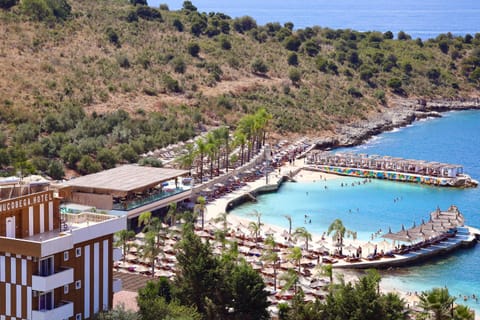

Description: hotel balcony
[113,278,122,293]
[0,230,73,258]
[31,301,74,320]
[32,267,74,292]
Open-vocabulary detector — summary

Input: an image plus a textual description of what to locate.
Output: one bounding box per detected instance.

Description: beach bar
[306,151,478,187]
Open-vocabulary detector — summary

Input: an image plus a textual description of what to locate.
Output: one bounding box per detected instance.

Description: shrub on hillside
[136,6,162,21]
[0,0,18,9]
[162,74,181,93]
[233,16,257,33]
[187,42,200,57]
[284,36,302,52]
[387,77,402,92]
[251,59,269,74]
[106,28,120,47]
[287,53,298,66]
[173,18,183,31]
[288,68,301,85]
[21,0,71,21]
[130,0,147,5]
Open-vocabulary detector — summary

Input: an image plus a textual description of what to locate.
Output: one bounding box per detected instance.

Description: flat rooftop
[64,165,188,194]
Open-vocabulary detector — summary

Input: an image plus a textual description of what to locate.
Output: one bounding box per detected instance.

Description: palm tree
[137,211,152,229]
[212,128,224,173]
[320,263,333,284]
[114,229,135,263]
[454,305,474,320]
[279,268,299,294]
[139,231,163,277]
[237,114,256,161]
[248,210,263,242]
[194,196,207,230]
[262,235,280,291]
[214,212,229,252]
[287,246,302,274]
[196,138,207,183]
[165,202,177,226]
[283,214,292,237]
[205,132,217,179]
[176,143,196,175]
[218,126,230,172]
[418,288,456,320]
[254,107,272,148]
[248,221,261,243]
[293,226,312,251]
[327,218,355,248]
[233,131,247,166]
[248,210,262,228]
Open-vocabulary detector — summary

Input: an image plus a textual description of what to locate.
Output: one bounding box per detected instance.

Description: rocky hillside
[0,0,479,176]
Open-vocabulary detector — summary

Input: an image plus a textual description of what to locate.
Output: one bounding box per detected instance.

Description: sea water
[231,110,480,311]
[154,0,480,39]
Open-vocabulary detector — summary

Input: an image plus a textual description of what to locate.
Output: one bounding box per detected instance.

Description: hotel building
[0,179,126,320]
[60,165,191,228]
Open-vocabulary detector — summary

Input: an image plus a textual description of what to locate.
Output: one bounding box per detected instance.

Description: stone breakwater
[315,98,480,149]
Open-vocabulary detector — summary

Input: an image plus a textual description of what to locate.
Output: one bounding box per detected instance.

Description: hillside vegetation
[1,0,480,178]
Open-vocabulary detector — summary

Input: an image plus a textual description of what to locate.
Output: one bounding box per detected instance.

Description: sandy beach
[202,162,461,315]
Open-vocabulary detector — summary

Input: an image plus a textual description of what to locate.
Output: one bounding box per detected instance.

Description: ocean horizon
[154,0,480,39]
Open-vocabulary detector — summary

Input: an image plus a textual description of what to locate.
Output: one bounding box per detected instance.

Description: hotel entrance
[6,216,15,238]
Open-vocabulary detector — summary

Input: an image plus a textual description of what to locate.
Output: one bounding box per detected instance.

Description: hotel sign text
[0,191,53,213]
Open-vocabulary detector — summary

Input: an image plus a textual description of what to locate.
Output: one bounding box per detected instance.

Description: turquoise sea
[155,0,480,39]
[231,110,480,311]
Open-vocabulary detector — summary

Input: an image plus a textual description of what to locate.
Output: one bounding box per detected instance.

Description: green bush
[47,160,64,180]
[171,57,186,73]
[136,6,162,21]
[162,74,181,93]
[130,0,147,5]
[220,37,231,50]
[0,0,18,9]
[77,155,102,174]
[116,54,130,68]
[303,40,320,56]
[172,18,183,31]
[187,42,200,57]
[251,59,268,74]
[387,77,402,91]
[287,52,298,66]
[106,28,120,47]
[232,16,257,33]
[288,68,301,84]
[21,0,71,21]
[284,36,302,52]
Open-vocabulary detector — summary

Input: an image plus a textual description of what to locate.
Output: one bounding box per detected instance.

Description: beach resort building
[59,165,191,228]
[0,178,126,320]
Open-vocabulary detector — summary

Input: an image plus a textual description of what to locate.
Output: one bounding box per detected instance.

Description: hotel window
[64,284,69,294]
[76,313,82,320]
[39,256,54,276]
[38,291,54,311]
[64,251,69,261]
[75,280,81,290]
[75,247,82,257]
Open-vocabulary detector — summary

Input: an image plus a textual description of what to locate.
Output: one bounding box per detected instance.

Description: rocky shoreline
[315,98,480,149]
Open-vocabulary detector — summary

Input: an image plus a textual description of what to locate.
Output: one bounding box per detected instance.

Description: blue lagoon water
[231,110,480,311]
[155,0,480,39]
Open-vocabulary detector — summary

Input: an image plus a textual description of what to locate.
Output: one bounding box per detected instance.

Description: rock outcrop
[314,98,480,149]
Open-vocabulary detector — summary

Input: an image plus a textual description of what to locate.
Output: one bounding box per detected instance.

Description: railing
[62,212,114,224]
[32,267,74,292]
[31,300,74,320]
[112,187,190,211]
